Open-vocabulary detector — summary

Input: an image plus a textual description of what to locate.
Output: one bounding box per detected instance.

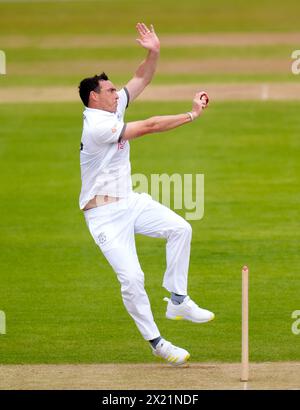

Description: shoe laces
[185,296,197,307]
[186,297,204,311]
[156,339,171,353]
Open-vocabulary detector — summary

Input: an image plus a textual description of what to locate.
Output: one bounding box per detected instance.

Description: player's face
[94,80,119,113]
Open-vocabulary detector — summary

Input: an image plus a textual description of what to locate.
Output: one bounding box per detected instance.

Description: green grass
[0,0,299,365]
[0,0,300,35]
[3,45,297,62]
[1,1,299,88]
[1,43,298,88]
[1,73,299,89]
[0,101,299,363]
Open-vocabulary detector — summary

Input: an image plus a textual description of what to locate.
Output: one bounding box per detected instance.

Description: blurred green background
[0,0,299,364]
[1,0,300,87]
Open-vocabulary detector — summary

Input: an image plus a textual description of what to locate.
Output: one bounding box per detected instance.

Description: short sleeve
[117,87,130,116]
[91,117,127,144]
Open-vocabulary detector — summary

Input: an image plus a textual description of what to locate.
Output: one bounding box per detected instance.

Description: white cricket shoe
[151,338,190,366]
[164,296,215,323]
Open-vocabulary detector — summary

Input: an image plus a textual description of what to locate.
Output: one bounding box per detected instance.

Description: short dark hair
[78,72,109,107]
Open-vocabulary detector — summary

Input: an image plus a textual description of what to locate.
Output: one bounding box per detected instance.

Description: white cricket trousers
[83,192,192,341]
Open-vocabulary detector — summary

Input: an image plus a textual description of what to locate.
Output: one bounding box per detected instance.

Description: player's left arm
[125,22,160,103]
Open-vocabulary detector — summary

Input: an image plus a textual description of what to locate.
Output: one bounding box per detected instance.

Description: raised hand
[136,22,160,53]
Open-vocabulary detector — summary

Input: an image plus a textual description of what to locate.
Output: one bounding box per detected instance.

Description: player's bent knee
[184,221,192,235]
[172,220,192,238]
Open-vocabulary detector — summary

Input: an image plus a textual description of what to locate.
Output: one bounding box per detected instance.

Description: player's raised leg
[134,195,215,323]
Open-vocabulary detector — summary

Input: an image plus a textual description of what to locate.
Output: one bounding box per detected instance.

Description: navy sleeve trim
[124,87,130,109]
[118,123,127,143]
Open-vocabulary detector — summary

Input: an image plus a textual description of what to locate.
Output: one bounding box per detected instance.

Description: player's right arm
[122,91,209,141]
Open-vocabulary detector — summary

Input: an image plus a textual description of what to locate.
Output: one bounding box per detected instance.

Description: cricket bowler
[78,22,214,366]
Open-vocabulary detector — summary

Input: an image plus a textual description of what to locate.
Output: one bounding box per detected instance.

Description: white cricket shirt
[79,88,132,210]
